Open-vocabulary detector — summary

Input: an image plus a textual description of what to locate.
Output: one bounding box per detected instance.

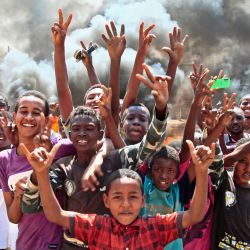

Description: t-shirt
[68,212,183,250]
[211,171,250,249]
[0,138,75,250]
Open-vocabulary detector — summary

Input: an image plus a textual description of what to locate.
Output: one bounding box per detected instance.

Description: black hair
[148,145,180,177]
[0,94,9,110]
[83,84,103,104]
[121,102,151,122]
[105,169,144,195]
[239,94,250,104]
[69,105,101,131]
[14,90,49,117]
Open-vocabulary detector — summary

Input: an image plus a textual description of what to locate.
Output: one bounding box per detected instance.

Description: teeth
[78,140,87,144]
[23,124,34,127]
[160,181,166,184]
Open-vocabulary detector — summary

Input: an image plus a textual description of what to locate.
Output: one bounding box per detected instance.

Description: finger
[169,33,174,50]
[89,174,99,188]
[172,26,177,40]
[217,69,224,79]
[198,64,203,76]
[161,47,174,58]
[49,143,61,159]
[80,41,87,50]
[210,143,216,158]
[101,34,109,43]
[144,24,155,36]
[120,24,125,36]
[19,143,31,158]
[177,27,181,41]
[192,62,197,75]
[105,24,113,38]
[64,14,73,30]
[182,34,188,44]
[142,63,156,83]
[58,9,63,26]
[136,74,155,90]
[186,140,197,161]
[227,93,237,109]
[110,21,117,36]
[139,22,144,39]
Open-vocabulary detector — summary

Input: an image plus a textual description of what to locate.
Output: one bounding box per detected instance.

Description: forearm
[7,196,23,223]
[105,115,125,148]
[36,171,68,228]
[54,46,73,121]
[180,100,201,163]
[109,58,121,127]
[166,59,178,94]
[85,64,100,85]
[121,52,146,113]
[183,171,208,228]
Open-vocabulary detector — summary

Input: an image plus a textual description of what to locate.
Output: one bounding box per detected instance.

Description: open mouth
[77,139,88,145]
[22,123,35,128]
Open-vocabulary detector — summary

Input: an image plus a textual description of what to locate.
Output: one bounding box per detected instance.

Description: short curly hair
[69,106,101,130]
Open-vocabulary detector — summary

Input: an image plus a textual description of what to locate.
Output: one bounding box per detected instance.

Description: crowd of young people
[0,8,249,250]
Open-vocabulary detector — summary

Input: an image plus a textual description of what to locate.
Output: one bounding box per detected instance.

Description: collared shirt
[67,212,182,250]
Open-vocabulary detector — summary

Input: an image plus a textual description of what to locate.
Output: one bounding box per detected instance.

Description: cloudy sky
[0,0,249,112]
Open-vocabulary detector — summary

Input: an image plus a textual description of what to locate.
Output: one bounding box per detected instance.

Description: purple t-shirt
[0,138,75,250]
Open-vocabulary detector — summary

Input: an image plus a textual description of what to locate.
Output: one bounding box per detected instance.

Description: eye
[130,195,139,199]
[112,195,121,200]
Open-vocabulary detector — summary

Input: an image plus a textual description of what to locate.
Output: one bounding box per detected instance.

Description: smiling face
[84,87,104,111]
[69,114,102,154]
[234,154,250,188]
[151,157,178,191]
[103,177,144,226]
[13,95,46,141]
[0,126,10,150]
[121,106,150,145]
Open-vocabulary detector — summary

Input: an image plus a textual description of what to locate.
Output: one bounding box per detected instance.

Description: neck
[76,150,97,165]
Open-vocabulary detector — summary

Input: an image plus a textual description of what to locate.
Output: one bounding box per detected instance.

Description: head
[83,84,104,111]
[239,94,250,119]
[13,90,49,140]
[233,138,250,188]
[0,94,9,111]
[121,103,150,145]
[103,169,144,226]
[68,106,103,154]
[226,107,245,135]
[149,146,180,191]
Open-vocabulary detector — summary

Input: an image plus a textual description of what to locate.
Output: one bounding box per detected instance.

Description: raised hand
[138,22,156,54]
[186,140,215,172]
[80,41,94,67]
[101,21,126,60]
[222,92,237,112]
[97,85,112,119]
[51,9,72,47]
[136,63,170,111]
[162,26,188,65]
[20,143,61,173]
[189,62,203,91]
[0,110,19,146]
[34,114,53,152]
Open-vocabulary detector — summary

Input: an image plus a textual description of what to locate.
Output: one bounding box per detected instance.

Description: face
[103,177,144,226]
[13,96,46,140]
[69,115,102,153]
[151,158,178,191]
[227,109,245,134]
[234,154,250,188]
[0,126,10,150]
[84,88,104,111]
[0,98,9,111]
[122,106,149,145]
[240,95,250,128]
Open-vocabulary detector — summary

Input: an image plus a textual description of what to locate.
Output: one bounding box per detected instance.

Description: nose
[132,118,140,126]
[121,198,130,208]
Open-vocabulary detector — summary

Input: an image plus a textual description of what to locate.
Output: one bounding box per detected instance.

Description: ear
[103,193,110,209]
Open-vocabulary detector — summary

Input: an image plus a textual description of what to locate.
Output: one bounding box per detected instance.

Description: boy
[239,94,250,133]
[20,140,215,249]
[211,139,250,249]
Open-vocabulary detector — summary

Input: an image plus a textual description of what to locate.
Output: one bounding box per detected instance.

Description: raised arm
[20,143,70,229]
[52,9,73,122]
[162,26,188,94]
[182,140,215,228]
[80,41,101,85]
[102,21,126,126]
[179,65,210,163]
[121,22,155,113]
